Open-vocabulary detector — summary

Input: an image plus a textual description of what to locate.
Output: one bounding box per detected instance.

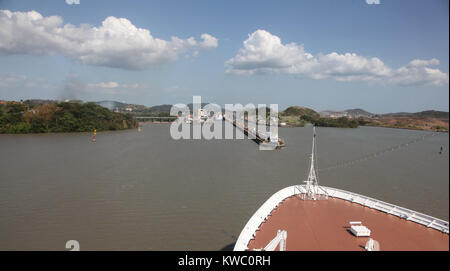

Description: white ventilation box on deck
[349,221,371,237]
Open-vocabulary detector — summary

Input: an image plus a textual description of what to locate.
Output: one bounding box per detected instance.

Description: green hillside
[0,101,137,134]
[282,106,320,118]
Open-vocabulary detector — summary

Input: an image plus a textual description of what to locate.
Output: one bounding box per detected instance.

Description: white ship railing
[233,185,449,251]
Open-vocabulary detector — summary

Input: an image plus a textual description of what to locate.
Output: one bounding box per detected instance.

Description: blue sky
[0,0,448,113]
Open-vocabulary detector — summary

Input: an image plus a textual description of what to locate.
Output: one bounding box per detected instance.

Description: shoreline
[280,123,448,132]
[0,126,138,136]
[361,124,448,133]
[1,122,448,134]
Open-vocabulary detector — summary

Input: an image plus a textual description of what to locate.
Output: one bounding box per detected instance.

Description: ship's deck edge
[233,185,449,251]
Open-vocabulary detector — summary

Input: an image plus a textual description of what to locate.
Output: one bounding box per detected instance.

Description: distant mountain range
[382,110,449,119]
[7,99,448,120]
[2,99,446,132]
[94,100,149,112]
[319,109,449,119]
[320,108,374,118]
[95,101,215,115]
[93,101,449,119]
[90,101,448,132]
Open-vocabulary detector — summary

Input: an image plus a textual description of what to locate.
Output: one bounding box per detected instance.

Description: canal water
[0,124,448,250]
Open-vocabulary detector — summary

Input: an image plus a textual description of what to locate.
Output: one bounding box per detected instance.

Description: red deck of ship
[247,196,449,251]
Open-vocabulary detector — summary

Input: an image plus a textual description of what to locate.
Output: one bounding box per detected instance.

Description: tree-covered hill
[0,101,137,134]
[281,106,320,119]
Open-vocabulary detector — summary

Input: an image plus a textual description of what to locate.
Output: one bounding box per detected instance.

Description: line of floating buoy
[318,132,439,172]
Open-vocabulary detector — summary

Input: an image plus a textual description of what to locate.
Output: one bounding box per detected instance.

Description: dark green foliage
[300,114,316,122]
[356,118,371,126]
[282,106,320,119]
[0,102,137,134]
[312,117,359,128]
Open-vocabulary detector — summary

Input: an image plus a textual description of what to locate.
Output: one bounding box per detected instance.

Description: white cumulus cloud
[0,10,219,70]
[87,81,142,89]
[366,0,381,5]
[226,30,448,86]
[85,81,144,95]
[66,0,80,5]
[87,82,120,89]
[199,34,219,49]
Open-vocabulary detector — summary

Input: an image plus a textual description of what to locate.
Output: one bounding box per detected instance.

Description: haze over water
[0,125,448,250]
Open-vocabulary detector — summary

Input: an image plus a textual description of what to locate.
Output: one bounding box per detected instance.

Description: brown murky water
[0,124,448,250]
